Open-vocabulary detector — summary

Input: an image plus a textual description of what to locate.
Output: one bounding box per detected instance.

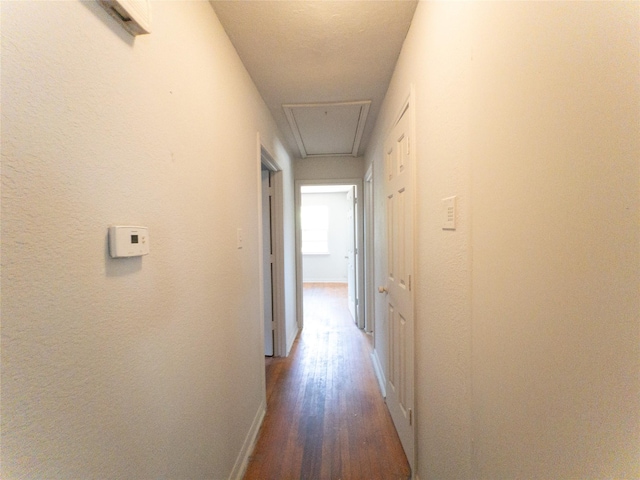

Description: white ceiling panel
[283,101,370,157]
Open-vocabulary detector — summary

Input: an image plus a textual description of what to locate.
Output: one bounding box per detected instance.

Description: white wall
[1,2,295,479]
[366,2,639,479]
[295,155,365,180]
[302,192,351,283]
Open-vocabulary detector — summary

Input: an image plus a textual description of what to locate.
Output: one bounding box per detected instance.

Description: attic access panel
[283,101,371,158]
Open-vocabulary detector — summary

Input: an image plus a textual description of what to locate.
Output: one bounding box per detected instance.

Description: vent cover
[283,101,371,158]
[99,0,152,36]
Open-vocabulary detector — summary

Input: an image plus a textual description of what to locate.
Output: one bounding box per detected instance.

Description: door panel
[383,104,414,470]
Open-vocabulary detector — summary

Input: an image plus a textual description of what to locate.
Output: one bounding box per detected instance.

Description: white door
[383,104,415,469]
[346,186,357,323]
[262,169,274,356]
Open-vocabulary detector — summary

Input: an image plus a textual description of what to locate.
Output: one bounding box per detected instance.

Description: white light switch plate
[442,196,456,230]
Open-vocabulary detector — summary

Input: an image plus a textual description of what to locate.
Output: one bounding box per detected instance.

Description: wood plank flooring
[244,283,410,480]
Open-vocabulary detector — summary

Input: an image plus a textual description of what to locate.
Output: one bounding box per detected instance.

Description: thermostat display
[109,226,149,258]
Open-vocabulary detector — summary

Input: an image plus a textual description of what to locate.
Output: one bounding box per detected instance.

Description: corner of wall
[228,399,266,480]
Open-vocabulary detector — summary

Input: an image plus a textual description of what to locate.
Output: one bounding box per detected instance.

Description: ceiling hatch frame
[283,100,371,158]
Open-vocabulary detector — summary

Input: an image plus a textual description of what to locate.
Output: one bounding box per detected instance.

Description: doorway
[259,143,285,358]
[295,179,365,331]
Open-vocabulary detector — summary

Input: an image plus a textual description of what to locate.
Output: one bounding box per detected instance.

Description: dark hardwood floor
[244,283,410,480]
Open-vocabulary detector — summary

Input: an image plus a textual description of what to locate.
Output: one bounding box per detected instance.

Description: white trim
[256,135,268,390]
[228,399,266,480]
[371,350,386,398]
[270,170,286,357]
[257,134,286,358]
[364,163,375,334]
[302,279,347,284]
[286,324,299,356]
[301,185,353,194]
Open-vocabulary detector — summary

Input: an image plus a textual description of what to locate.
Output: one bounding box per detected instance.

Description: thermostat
[109,226,149,258]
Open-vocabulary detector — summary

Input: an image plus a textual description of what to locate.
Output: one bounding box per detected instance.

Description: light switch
[442,196,456,230]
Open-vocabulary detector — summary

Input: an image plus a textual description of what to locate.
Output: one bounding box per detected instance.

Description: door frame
[261,168,275,356]
[257,135,286,357]
[346,185,358,323]
[295,178,365,331]
[364,163,375,336]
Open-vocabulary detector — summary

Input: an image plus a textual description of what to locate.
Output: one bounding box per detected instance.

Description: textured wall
[1,2,293,479]
[295,156,365,181]
[366,1,639,478]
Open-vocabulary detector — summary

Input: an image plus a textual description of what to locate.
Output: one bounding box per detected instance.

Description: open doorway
[295,179,364,332]
[259,143,285,359]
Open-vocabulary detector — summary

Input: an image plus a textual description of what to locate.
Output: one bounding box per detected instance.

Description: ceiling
[210,0,418,159]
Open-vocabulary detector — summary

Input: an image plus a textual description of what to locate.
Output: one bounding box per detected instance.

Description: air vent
[99,0,152,36]
[283,101,371,158]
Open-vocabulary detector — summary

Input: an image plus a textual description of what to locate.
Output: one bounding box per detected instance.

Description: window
[301,205,329,254]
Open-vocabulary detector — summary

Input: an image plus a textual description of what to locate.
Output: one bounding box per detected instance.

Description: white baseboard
[286,324,299,356]
[371,349,386,398]
[228,398,266,480]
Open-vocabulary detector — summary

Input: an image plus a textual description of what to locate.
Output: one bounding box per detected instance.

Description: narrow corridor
[244,283,410,479]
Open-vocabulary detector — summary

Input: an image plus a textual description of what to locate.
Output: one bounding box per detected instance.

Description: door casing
[346,185,357,323]
[364,164,375,335]
[257,137,286,357]
[261,168,274,356]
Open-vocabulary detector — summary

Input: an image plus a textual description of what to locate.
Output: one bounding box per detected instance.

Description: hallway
[2,2,637,478]
[244,283,410,480]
